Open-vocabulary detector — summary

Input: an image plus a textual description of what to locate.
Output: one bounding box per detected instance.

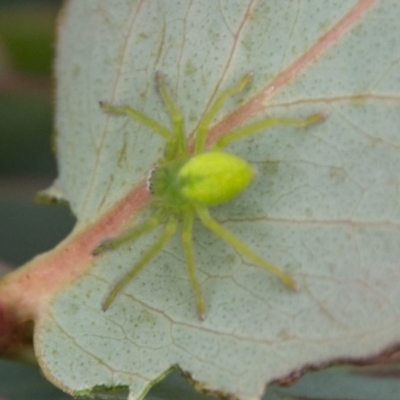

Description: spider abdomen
[178,152,255,206]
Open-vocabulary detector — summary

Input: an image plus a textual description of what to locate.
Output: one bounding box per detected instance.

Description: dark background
[0,1,75,398]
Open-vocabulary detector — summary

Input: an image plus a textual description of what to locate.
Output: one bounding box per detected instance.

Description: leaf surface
[34,1,400,399]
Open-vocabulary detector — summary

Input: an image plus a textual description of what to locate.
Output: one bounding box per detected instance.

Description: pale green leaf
[36,1,400,400]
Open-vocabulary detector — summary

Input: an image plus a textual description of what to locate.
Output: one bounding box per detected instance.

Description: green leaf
[32,1,400,399]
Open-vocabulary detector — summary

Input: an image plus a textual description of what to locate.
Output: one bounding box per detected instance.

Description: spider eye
[178,151,255,206]
[146,168,157,194]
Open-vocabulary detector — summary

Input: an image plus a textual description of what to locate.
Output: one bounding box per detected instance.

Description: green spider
[95,72,323,319]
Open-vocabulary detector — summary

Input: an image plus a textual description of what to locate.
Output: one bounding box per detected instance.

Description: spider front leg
[100,101,173,141]
[102,216,178,311]
[194,72,253,153]
[156,73,187,159]
[93,209,166,255]
[100,80,186,161]
[195,206,298,290]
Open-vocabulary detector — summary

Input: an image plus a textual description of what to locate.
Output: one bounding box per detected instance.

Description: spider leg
[100,101,173,140]
[93,210,166,255]
[102,216,178,311]
[195,206,298,290]
[195,72,253,153]
[156,73,187,158]
[182,211,206,320]
[213,113,325,150]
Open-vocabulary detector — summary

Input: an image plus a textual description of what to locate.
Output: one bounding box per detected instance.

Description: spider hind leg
[213,113,325,150]
[195,205,298,291]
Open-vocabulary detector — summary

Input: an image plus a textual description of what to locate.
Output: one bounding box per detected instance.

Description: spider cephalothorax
[95,72,323,319]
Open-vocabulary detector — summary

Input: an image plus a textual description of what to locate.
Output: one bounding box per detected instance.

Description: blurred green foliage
[0,0,73,263]
[0,3,73,398]
[0,3,61,176]
[0,5,58,75]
